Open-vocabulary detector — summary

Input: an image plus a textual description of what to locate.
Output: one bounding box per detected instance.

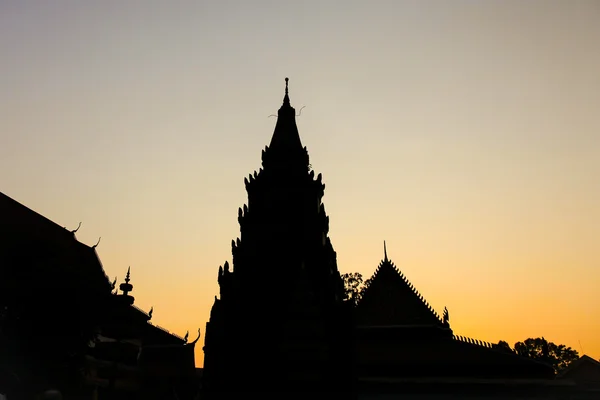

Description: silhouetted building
[354,243,556,385]
[557,355,600,392]
[0,192,199,400]
[0,192,113,399]
[88,269,200,400]
[203,78,354,396]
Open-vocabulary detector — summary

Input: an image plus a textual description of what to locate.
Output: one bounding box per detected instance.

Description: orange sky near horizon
[1,1,598,367]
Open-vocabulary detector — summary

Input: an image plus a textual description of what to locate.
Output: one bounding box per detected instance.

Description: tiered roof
[355,242,443,328]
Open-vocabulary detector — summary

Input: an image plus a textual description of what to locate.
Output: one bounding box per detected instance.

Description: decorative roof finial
[283,77,290,106]
[119,266,134,297]
[384,240,388,262]
[71,222,82,234]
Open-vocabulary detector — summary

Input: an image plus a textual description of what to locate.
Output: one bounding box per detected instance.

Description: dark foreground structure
[0,193,200,399]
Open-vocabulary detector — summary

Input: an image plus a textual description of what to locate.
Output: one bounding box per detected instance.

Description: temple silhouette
[1,78,599,399]
[202,78,354,397]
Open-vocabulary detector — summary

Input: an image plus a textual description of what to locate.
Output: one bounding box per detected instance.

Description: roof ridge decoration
[390,259,442,322]
[453,334,495,349]
[70,221,82,234]
[355,243,444,326]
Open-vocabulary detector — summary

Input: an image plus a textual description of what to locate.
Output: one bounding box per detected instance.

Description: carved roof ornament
[70,221,81,234]
[443,306,450,325]
[383,240,388,263]
[190,328,201,345]
[269,77,305,117]
[283,77,290,106]
[119,266,133,296]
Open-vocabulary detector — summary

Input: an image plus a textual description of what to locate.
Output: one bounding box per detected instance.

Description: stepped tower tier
[224,78,341,307]
[203,79,353,396]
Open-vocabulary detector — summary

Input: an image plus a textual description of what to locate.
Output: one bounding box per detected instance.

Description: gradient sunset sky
[1,1,599,366]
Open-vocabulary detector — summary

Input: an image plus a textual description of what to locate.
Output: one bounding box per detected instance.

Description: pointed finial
[383,240,388,262]
[71,222,82,234]
[283,77,290,106]
[119,266,134,297]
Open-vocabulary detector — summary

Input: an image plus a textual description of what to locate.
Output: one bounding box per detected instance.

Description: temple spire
[283,77,290,106]
[265,77,307,169]
[383,241,388,262]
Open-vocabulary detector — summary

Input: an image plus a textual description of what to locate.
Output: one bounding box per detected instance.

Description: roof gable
[558,355,600,380]
[355,257,442,327]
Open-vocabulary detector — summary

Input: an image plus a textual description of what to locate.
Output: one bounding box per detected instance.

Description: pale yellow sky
[1,1,599,365]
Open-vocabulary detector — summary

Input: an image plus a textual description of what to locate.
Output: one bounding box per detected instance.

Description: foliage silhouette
[514,337,579,373]
[495,340,513,353]
[341,272,372,306]
[497,337,579,373]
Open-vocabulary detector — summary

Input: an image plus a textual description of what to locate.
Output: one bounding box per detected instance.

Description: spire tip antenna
[282,77,290,105]
[384,240,388,262]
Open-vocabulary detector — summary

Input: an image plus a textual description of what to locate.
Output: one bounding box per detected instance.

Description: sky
[1,0,599,366]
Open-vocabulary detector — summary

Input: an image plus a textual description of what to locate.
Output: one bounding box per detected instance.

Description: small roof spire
[119,266,134,298]
[283,77,290,106]
[384,240,388,262]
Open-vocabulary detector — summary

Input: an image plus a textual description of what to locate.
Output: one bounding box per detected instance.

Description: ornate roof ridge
[452,334,495,349]
[355,253,444,327]
[372,258,443,323]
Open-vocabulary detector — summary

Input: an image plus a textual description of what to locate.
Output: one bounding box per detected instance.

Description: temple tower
[203,79,353,396]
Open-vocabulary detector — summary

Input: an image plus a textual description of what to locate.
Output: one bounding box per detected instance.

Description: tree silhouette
[495,340,513,353]
[341,272,362,306]
[341,272,372,306]
[500,337,579,373]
